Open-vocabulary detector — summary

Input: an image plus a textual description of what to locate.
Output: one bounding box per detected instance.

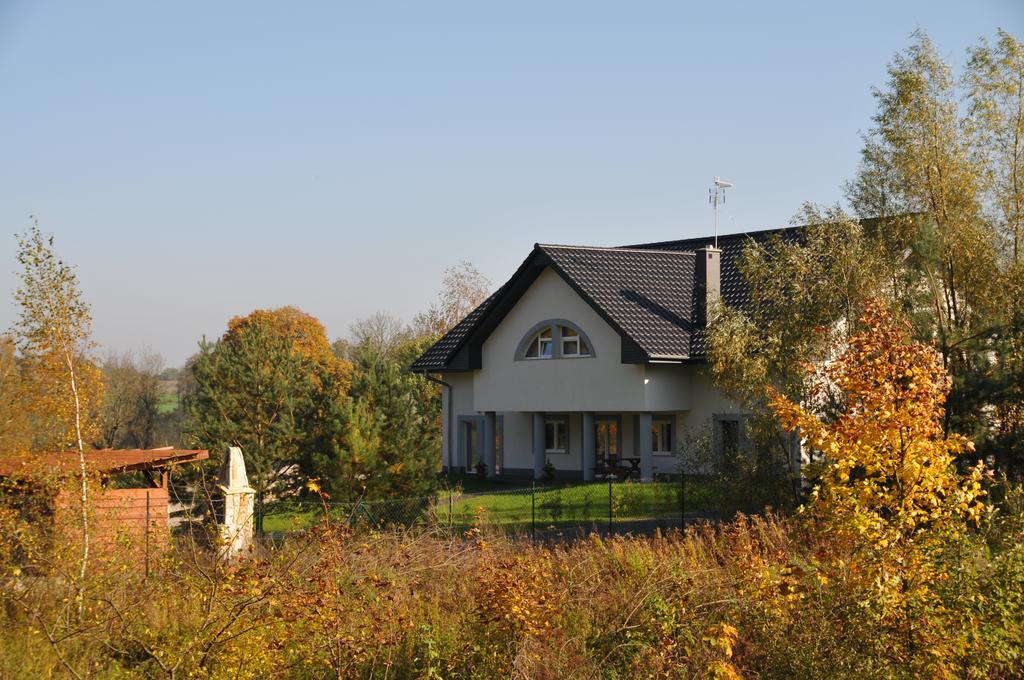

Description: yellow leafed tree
[768,300,986,665]
[13,223,104,584]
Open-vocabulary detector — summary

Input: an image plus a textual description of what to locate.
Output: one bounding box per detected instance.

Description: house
[412,226,803,481]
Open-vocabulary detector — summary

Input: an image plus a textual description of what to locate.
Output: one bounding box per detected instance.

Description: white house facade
[412,227,801,481]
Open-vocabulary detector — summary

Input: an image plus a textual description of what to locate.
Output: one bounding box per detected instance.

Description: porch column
[441,386,452,471]
[582,412,596,481]
[483,411,497,479]
[532,412,546,480]
[638,412,653,482]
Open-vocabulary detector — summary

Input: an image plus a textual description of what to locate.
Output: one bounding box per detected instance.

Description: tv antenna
[708,176,733,249]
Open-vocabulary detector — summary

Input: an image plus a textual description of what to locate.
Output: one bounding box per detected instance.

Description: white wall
[649,364,737,424]
[473,267,647,412]
[442,372,474,469]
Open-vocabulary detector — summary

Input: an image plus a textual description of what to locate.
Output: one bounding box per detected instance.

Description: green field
[156,379,179,414]
[262,480,712,534]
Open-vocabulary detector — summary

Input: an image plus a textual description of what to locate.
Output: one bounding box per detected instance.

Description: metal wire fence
[256,477,717,541]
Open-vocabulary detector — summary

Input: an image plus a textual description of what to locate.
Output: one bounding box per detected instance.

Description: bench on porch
[592,456,641,480]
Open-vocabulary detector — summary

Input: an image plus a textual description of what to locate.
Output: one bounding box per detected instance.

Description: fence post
[531,482,536,542]
[608,477,613,534]
[680,470,685,532]
[256,490,263,540]
[145,490,150,578]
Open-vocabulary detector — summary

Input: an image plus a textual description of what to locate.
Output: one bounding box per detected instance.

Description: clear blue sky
[1,1,1021,366]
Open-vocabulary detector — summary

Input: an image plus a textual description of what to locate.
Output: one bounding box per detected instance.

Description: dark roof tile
[539,245,695,359]
[626,226,805,357]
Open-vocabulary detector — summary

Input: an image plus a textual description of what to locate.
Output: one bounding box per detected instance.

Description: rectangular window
[652,418,673,454]
[720,419,740,456]
[545,418,567,454]
[714,415,744,474]
[464,420,479,468]
[495,417,503,473]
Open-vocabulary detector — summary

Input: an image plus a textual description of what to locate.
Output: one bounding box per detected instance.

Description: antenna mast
[708,176,733,249]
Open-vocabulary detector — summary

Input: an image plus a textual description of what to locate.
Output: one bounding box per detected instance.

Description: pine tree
[186,313,343,530]
[330,344,439,501]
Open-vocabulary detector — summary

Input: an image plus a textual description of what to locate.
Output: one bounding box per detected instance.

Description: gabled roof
[540,245,695,360]
[411,287,508,371]
[411,225,807,372]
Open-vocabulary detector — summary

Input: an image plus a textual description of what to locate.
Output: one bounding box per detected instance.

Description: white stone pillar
[532,413,546,480]
[483,411,497,479]
[638,413,654,482]
[217,446,255,560]
[582,412,596,482]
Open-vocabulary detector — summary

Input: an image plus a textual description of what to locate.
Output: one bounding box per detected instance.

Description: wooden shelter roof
[0,448,209,478]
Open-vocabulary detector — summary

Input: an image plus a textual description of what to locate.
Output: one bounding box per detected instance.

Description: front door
[596,418,620,461]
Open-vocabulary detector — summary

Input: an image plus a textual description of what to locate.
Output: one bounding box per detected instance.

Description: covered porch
[455,411,680,482]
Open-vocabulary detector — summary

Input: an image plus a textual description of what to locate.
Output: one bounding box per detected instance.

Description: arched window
[516,320,594,360]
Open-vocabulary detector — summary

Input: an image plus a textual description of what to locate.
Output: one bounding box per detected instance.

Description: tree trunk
[64,350,90,590]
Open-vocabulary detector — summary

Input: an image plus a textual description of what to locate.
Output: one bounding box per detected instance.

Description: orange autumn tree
[226,307,346,373]
[224,305,352,398]
[768,301,986,660]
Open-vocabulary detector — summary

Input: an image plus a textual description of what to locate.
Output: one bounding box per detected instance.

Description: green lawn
[262,479,712,534]
[445,480,711,529]
[262,508,319,533]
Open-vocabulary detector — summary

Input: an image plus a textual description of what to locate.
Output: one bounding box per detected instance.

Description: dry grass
[1,505,1022,679]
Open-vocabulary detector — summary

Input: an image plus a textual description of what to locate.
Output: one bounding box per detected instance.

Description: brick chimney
[694,246,721,327]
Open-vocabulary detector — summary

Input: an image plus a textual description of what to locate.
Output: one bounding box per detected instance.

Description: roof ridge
[623,223,803,249]
[537,243,697,256]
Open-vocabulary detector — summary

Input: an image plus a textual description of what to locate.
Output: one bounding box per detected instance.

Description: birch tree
[967,29,1024,263]
[413,261,491,337]
[13,222,103,583]
[966,30,1024,475]
[845,31,1008,442]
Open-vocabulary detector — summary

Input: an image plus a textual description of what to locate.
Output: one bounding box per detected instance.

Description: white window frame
[560,325,590,357]
[538,327,553,358]
[524,326,553,359]
[652,417,674,455]
[516,320,595,361]
[544,417,569,454]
